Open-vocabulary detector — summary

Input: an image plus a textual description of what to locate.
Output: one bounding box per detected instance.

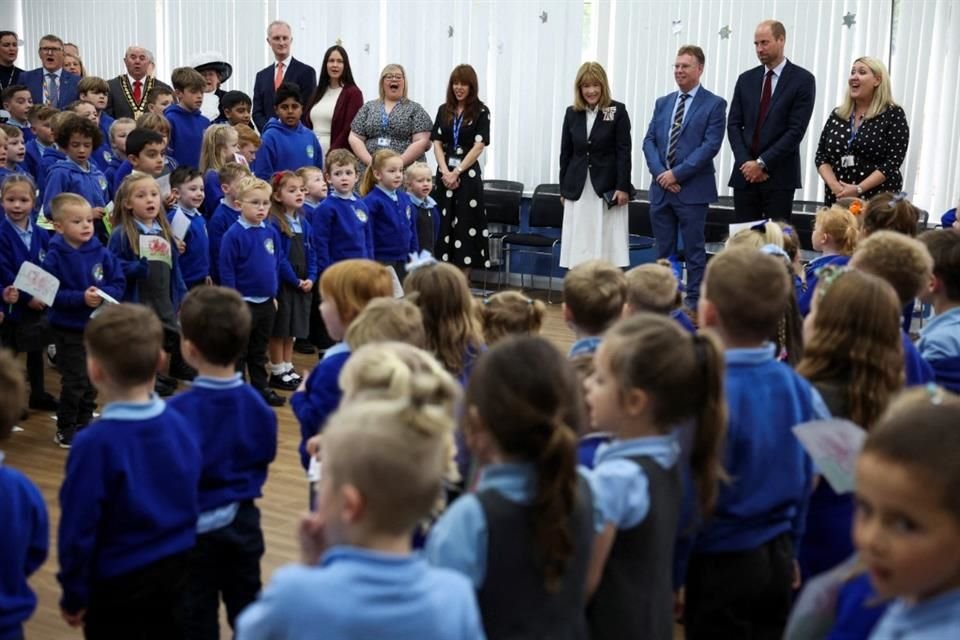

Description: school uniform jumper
[207,200,241,284]
[169,206,210,288]
[164,104,210,170]
[252,118,323,181]
[798,253,851,316]
[219,218,281,392]
[271,214,317,339]
[201,169,223,219]
[408,194,442,256]
[363,185,418,278]
[290,342,350,470]
[23,138,50,184]
[42,158,110,242]
[57,398,201,637]
[168,374,278,637]
[902,331,935,387]
[36,146,66,204]
[869,588,960,639]
[42,235,125,429]
[311,192,374,274]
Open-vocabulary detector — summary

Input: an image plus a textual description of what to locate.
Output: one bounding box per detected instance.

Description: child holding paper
[41,193,125,447]
[168,166,210,289]
[0,174,58,412]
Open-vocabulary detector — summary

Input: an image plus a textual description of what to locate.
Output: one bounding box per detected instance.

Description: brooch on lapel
[602,106,617,122]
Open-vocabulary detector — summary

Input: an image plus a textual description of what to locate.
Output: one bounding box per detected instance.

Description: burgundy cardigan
[304,84,364,151]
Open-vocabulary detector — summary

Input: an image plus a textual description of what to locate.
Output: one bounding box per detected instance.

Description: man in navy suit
[727,20,815,222]
[19,34,79,109]
[252,21,316,131]
[643,45,726,307]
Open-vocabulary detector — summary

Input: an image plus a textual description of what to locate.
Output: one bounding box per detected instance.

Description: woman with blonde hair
[814,56,909,205]
[559,62,633,268]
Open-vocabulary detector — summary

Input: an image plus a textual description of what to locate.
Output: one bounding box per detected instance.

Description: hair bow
[760,244,789,259]
[889,191,909,207]
[405,250,437,274]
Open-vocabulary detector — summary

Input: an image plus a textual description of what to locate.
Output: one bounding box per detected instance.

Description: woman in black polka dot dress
[815,56,909,206]
[431,64,491,272]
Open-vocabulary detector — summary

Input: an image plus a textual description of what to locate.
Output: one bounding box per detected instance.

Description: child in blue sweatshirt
[252,82,322,180]
[404,162,441,255]
[67,101,115,175]
[198,123,240,217]
[164,67,210,170]
[0,351,49,640]
[296,165,327,225]
[360,149,418,279]
[169,286,278,638]
[798,206,858,316]
[168,167,210,289]
[0,176,58,412]
[219,176,284,407]
[57,303,201,638]
[103,117,135,194]
[41,193,126,447]
[685,248,828,640]
[917,230,960,392]
[110,127,167,195]
[23,104,58,184]
[236,371,484,640]
[207,162,251,284]
[313,150,374,274]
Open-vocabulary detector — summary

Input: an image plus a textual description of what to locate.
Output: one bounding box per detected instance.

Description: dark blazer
[559,100,632,200]
[252,57,317,131]
[105,75,173,119]
[727,60,815,191]
[19,67,79,109]
[304,84,364,151]
[643,87,726,205]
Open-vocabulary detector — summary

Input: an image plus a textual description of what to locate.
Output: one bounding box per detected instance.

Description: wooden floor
[10,292,575,639]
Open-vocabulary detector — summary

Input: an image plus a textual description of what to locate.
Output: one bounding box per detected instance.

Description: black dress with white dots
[814,104,909,206]
[431,104,491,268]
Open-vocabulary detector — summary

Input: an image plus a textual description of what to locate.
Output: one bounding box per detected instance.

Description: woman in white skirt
[559,62,633,268]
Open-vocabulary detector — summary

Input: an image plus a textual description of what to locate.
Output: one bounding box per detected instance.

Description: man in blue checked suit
[642,45,726,308]
[19,34,79,109]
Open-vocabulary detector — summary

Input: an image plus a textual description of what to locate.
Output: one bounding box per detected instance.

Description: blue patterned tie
[667,93,689,167]
[45,72,59,106]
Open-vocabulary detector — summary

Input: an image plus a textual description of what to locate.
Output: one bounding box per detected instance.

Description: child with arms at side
[296,165,327,225]
[57,304,201,637]
[253,83,322,180]
[404,161,440,255]
[361,148,418,279]
[313,149,373,274]
[24,104,57,182]
[917,229,960,392]
[164,67,210,169]
[110,127,166,195]
[0,124,27,177]
[103,117,135,190]
[169,286,278,639]
[198,123,240,217]
[207,162,251,284]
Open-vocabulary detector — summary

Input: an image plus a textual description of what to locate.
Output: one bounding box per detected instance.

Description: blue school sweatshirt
[363,186,419,262]
[799,253,851,316]
[164,103,210,170]
[670,308,696,333]
[168,374,278,513]
[201,169,223,218]
[23,139,49,182]
[42,158,110,216]
[252,117,322,180]
[107,225,187,309]
[103,151,124,198]
[207,200,241,283]
[90,142,115,175]
[168,206,210,286]
[312,193,375,273]
[0,454,49,640]
[36,145,66,199]
[291,343,350,470]
[57,398,201,613]
[693,345,824,554]
[219,219,281,298]
[41,234,126,331]
[0,217,51,322]
[902,330,935,387]
[271,215,318,287]
[301,199,322,226]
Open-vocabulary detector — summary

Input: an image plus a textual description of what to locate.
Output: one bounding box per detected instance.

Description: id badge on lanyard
[448,113,464,168]
[377,103,391,147]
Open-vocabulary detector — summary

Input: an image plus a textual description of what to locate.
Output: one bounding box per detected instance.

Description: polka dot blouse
[814,104,909,205]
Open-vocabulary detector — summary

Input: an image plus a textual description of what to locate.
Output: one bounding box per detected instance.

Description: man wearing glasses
[20,34,79,108]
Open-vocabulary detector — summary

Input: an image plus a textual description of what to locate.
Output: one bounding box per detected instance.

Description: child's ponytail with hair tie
[688,330,729,517]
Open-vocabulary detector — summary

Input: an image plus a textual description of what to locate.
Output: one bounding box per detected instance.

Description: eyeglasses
[383,74,404,81]
[39,46,62,54]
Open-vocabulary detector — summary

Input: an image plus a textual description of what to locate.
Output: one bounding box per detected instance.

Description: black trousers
[684,533,794,640]
[182,501,265,640]
[53,327,97,428]
[308,283,335,351]
[83,550,190,640]
[237,301,275,391]
[0,321,46,398]
[733,187,795,223]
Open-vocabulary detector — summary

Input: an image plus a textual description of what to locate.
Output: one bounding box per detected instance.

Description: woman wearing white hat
[191,52,233,122]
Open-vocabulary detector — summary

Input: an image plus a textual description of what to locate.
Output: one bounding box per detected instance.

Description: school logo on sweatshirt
[353,207,367,223]
[405,205,411,220]
[103,150,113,163]
[306,145,314,159]
[98,176,108,191]
[264,238,275,254]
[37,250,46,263]
[92,263,104,282]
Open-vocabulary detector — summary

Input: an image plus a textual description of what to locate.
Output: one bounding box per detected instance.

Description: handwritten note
[139,235,172,267]
[169,210,191,241]
[13,262,60,307]
[792,419,866,494]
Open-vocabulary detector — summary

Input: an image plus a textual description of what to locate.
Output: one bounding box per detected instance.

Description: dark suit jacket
[252,57,317,131]
[20,67,79,109]
[643,87,726,205]
[104,76,172,119]
[559,100,632,200]
[727,60,815,190]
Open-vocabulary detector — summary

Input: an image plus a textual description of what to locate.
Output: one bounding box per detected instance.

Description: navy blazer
[19,67,80,109]
[252,57,317,131]
[642,87,726,205]
[727,60,815,191]
[559,100,633,200]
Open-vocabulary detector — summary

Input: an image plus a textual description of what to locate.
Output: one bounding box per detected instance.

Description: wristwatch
[856,184,863,196]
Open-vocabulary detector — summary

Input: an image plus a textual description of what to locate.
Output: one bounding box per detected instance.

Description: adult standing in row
[304,45,363,153]
[0,31,23,90]
[643,45,726,309]
[432,64,490,271]
[252,21,316,132]
[727,20,815,222]
[349,64,432,173]
[815,57,908,205]
[20,34,79,109]
[106,47,171,120]
[558,62,632,269]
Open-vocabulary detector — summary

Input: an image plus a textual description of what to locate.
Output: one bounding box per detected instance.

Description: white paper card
[728,219,769,238]
[94,288,120,304]
[792,419,866,494]
[13,262,60,307]
[307,456,322,482]
[139,235,172,266]
[170,210,191,241]
[391,267,404,298]
[157,173,171,200]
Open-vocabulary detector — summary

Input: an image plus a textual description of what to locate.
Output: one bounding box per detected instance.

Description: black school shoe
[29,392,60,411]
[261,389,286,407]
[55,425,76,448]
[269,372,299,391]
[293,339,315,355]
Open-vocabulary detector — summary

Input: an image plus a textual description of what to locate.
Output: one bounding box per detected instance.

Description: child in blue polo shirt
[57,304,200,638]
[360,148,418,279]
[169,286,278,638]
[164,67,210,170]
[207,162,251,284]
[917,229,960,392]
[252,83,322,180]
[0,350,49,640]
